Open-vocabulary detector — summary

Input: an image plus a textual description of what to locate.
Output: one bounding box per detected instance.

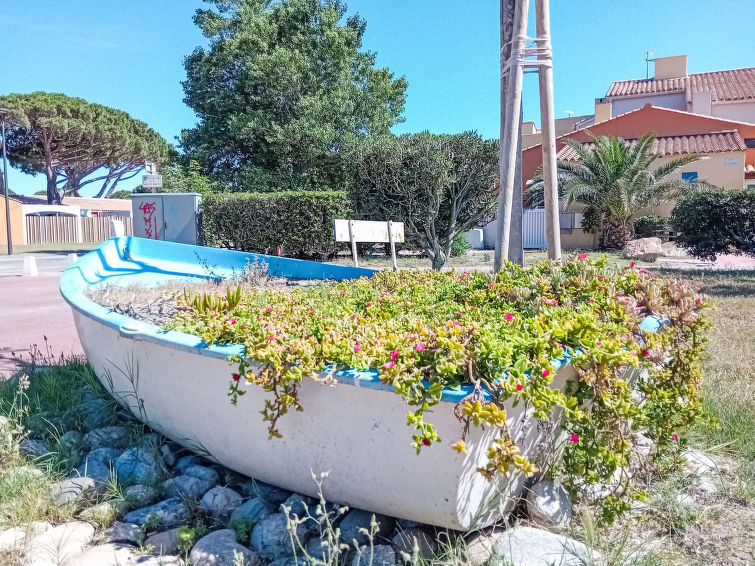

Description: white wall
[710,102,755,124]
[610,93,686,117]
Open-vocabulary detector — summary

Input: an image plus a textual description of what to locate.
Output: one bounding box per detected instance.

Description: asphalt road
[0,253,85,377]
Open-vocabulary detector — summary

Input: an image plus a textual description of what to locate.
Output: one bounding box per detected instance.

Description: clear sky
[1,0,753,196]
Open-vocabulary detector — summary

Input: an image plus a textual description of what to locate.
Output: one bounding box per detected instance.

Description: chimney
[594,98,612,124]
[654,55,687,80]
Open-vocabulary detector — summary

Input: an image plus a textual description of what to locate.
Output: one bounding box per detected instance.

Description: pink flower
[324,327,329,331]
[230,318,237,325]
[453,321,460,326]
[339,291,344,295]
[695,298,701,305]
[240,323,247,328]
[578,253,587,260]
[267,307,273,312]
[309,310,316,315]
[232,373,240,382]
[504,313,513,321]
[543,369,550,377]
[642,349,650,357]
[463,271,470,274]
[415,343,425,352]
[365,302,371,307]
[672,433,679,442]
[569,433,580,444]
[456,311,462,317]
[383,361,395,369]
[488,283,494,288]
[588,299,594,303]
[630,261,636,267]
[458,278,463,283]
[470,305,477,309]
[390,349,399,360]
[268,335,275,341]
[353,344,361,352]
[596,341,602,346]
[212,313,218,318]
[516,384,523,391]
[408,335,416,341]
[630,352,637,357]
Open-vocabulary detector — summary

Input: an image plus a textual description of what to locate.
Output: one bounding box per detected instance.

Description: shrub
[633,215,668,239]
[451,234,469,257]
[672,189,755,260]
[349,132,498,270]
[202,191,352,259]
[171,257,709,520]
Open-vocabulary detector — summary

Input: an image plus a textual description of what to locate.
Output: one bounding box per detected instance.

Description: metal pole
[536,0,561,261]
[494,0,529,272]
[0,109,12,255]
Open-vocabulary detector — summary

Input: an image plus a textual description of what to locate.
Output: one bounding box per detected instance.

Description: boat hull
[61,237,580,530]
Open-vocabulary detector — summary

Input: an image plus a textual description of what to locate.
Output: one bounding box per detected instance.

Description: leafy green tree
[350,132,498,270]
[527,133,702,248]
[672,189,755,260]
[181,0,407,191]
[134,160,222,196]
[0,92,171,204]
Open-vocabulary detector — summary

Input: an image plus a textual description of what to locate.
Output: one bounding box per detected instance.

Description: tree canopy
[350,132,499,270]
[181,0,408,192]
[528,133,702,248]
[0,92,171,203]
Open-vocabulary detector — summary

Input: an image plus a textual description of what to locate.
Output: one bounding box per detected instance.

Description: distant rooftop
[607,67,755,104]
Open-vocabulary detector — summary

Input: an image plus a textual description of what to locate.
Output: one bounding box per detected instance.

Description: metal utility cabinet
[131,193,202,245]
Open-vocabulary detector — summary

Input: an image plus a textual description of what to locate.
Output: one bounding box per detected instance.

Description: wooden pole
[348,219,359,267]
[387,220,398,271]
[494,0,529,273]
[536,0,561,261]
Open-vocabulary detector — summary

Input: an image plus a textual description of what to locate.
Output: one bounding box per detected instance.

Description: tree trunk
[46,166,61,205]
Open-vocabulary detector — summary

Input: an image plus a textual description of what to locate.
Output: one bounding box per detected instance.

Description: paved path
[0,254,84,377]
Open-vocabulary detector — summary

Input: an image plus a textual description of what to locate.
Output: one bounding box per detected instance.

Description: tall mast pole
[494,0,529,272]
[536,0,561,261]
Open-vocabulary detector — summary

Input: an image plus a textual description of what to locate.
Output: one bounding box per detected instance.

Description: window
[745,138,755,148]
[682,172,698,182]
[748,184,755,190]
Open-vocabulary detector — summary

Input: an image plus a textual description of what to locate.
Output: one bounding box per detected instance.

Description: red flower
[578,253,587,260]
[504,313,514,321]
[422,438,430,446]
[390,349,399,360]
[232,373,240,382]
[642,349,649,357]
[543,369,550,377]
[672,433,679,442]
[569,433,580,444]
[516,384,523,391]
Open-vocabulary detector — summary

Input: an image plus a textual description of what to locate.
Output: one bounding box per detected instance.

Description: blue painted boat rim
[60,237,663,405]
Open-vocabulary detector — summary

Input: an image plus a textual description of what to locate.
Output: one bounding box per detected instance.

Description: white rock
[73,542,184,565]
[50,477,99,507]
[189,529,258,566]
[695,476,720,494]
[464,530,506,566]
[0,521,50,552]
[624,237,663,262]
[683,449,718,476]
[491,525,599,566]
[22,521,95,566]
[525,481,572,527]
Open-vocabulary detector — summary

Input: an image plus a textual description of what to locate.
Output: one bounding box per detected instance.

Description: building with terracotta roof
[520,104,755,248]
[601,55,755,124]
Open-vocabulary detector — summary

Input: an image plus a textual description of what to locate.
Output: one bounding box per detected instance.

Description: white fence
[480,209,547,249]
[24,215,133,245]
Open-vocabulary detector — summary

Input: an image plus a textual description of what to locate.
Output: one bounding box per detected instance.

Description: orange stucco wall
[0,198,24,247]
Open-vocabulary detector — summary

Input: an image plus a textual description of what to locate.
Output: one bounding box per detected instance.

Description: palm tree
[527,133,703,248]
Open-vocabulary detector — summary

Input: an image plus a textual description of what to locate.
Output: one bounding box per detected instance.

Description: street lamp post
[0,108,12,255]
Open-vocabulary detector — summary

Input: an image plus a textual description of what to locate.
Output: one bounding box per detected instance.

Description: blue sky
[1,0,753,196]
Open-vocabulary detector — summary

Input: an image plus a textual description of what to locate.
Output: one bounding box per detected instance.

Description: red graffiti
[139,201,157,239]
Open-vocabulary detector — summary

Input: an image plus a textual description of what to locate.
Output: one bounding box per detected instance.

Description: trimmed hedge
[671,189,755,260]
[202,191,352,259]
